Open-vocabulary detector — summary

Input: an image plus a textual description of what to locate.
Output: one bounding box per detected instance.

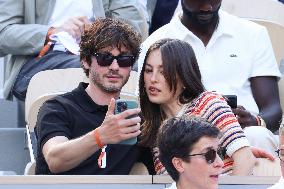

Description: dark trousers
[149,0,179,34]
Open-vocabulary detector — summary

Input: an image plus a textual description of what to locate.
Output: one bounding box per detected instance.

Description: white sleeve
[250,26,281,78]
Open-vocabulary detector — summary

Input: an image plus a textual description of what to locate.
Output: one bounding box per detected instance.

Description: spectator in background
[158,116,224,189]
[35,18,151,174]
[0,0,147,127]
[139,38,256,175]
[268,123,284,188]
[138,0,179,35]
[148,0,179,34]
[137,0,282,156]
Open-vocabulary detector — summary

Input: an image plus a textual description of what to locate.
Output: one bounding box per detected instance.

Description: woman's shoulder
[195,91,227,107]
[187,91,231,116]
[199,91,223,99]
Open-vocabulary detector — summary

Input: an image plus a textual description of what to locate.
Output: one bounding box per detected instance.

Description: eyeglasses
[187,147,225,164]
[276,149,284,161]
[93,52,135,67]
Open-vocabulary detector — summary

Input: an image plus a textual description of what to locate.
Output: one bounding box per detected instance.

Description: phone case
[115,99,138,145]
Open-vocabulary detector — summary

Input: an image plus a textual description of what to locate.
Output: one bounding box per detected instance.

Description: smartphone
[223,95,237,109]
[115,99,138,145]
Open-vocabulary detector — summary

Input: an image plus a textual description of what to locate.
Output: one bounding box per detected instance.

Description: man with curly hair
[35,18,151,175]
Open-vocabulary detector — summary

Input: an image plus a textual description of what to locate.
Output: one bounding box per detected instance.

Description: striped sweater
[153,91,250,175]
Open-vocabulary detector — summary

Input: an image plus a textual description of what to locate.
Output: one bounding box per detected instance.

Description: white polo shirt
[48,0,94,54]
[137,10,281,114]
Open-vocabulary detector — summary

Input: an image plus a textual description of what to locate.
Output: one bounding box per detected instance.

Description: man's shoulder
[41,90,78,110]
[45,83,87,104]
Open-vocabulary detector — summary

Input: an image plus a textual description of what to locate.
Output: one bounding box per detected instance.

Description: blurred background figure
[138,0,179,35]
[0,0,148,128]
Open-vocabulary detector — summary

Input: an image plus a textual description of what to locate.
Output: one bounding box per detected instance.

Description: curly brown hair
[80,17,142,77]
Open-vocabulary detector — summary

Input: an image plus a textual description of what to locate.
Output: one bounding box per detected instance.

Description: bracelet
[255,115,261,126]
[45,27,55,45]
[37,27,55,58]
[93,128,105,148]
[256,115,266,127]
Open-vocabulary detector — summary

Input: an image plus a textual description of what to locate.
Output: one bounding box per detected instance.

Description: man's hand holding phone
[96,98,141,146]
[223,95,259,128]
[232,105,259,128]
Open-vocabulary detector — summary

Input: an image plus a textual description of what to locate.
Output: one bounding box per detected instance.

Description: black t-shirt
[35,82,153,175]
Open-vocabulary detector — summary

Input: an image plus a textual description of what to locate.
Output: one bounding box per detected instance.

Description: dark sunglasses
[187,147,225,164]
[93,52,135,67]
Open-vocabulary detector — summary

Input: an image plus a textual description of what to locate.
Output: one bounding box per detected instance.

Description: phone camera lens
[117,102,128,112]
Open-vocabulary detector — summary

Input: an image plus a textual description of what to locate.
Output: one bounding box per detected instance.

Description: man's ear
[81,60,90,69]
[172,157,185,174]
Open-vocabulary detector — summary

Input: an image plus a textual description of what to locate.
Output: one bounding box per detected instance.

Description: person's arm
[254,76,282,132]
[202,93,256,175]
[42,134,100,174]
[251,146,275,161]
[231,146,256,176]
[232,24,282,132]
[232,77,282,132]
[41,98,141,174]
[253,76,282,132]
[0,0,90,57]
[105,0,148,40]
[0,0,49,56]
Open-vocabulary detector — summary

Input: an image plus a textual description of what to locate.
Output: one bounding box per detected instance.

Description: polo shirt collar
[172,10,235,40]
[215,10,235,37]
[72,82,108,113]
[171,13,193,40]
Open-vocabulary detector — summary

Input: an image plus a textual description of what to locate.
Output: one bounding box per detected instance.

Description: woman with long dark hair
[139,38,256,175]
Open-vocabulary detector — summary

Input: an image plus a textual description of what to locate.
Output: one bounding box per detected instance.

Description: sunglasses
[187,147,225,164]
[93,52,135,67]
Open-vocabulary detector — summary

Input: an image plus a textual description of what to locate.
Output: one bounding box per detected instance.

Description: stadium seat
[221,0,284,27]
[0,128,30,175]
[251,19,284,65]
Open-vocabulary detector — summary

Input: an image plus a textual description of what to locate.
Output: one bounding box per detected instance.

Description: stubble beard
[90,69,129,93]
[181,0,220,29]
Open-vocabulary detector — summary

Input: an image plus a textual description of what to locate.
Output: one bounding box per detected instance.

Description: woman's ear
[172,157,185,174]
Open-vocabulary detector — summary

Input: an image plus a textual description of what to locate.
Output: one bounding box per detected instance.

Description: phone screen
[223,95,237,109]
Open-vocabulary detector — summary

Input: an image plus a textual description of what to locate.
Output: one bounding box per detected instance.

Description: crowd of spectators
[0,0,283,188]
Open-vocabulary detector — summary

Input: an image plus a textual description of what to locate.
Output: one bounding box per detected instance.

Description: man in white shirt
[137,0,282,155]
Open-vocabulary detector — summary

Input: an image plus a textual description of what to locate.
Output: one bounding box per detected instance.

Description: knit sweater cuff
[225,138,250,157]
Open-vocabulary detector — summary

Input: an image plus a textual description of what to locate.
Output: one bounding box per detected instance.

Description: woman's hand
[251,146,275,161]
